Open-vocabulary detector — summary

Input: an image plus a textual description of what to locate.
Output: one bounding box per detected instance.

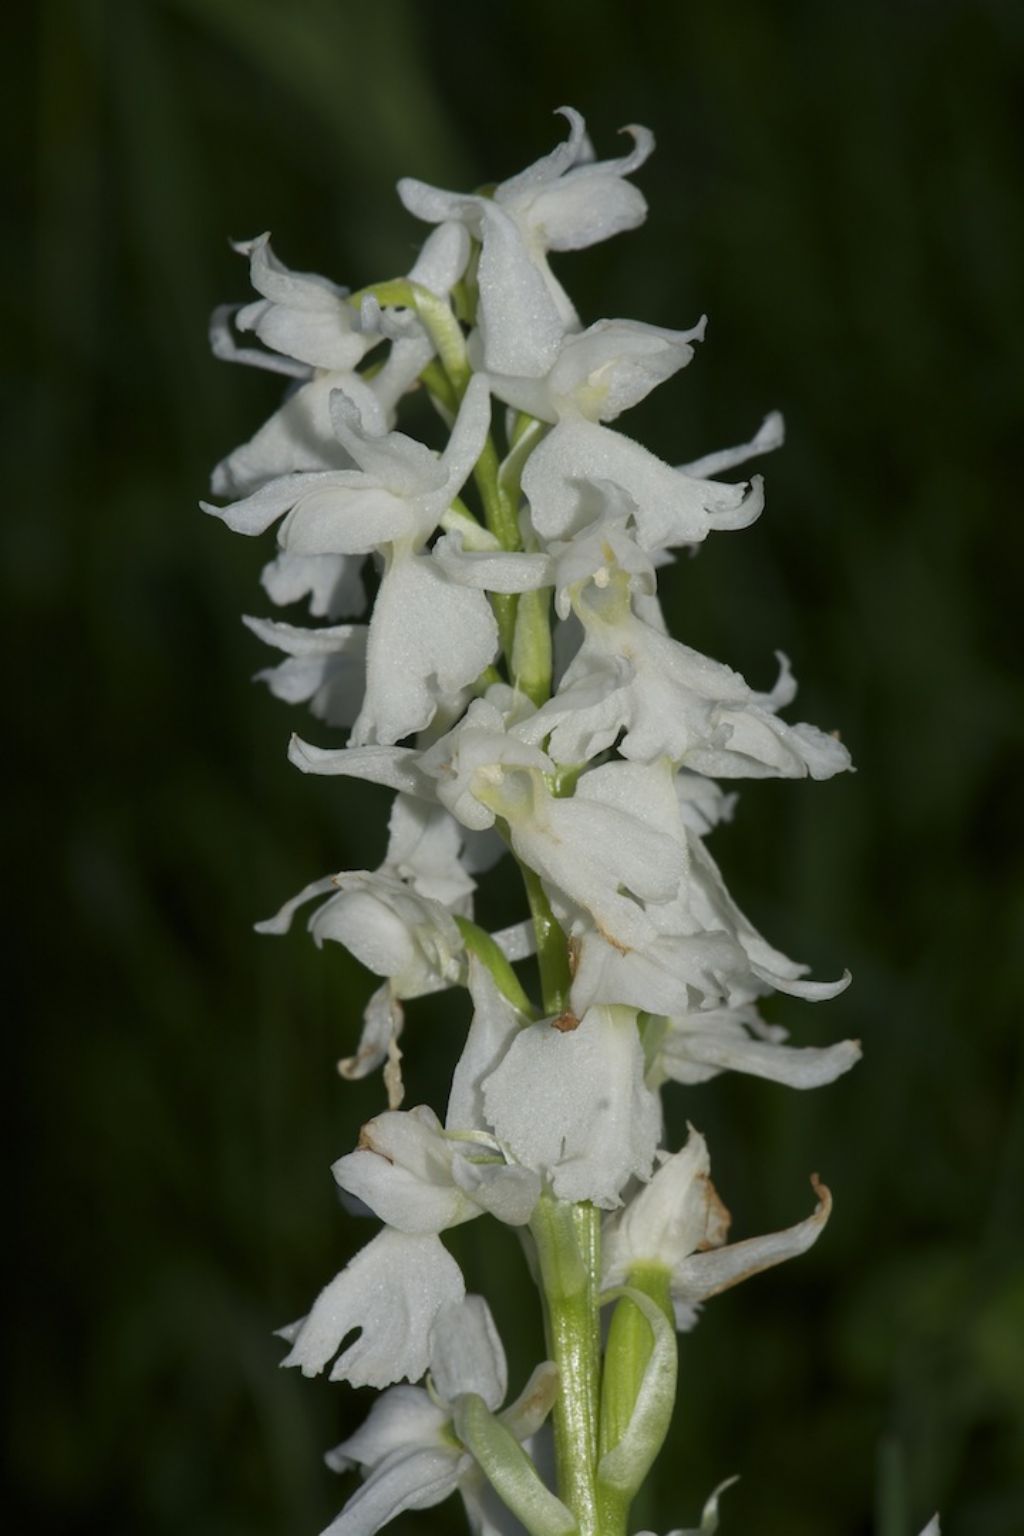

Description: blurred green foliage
[10,1,1024,1533]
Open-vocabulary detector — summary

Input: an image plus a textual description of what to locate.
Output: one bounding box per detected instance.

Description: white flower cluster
[207,109,925,1536]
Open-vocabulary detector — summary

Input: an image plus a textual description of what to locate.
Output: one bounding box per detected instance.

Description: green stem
[474,436,520,551]
[531,1197,603,1536]
[418,356,459,416]
[453,916,536,1017]
[512,587,553,706]
[519,861,571,1016]
[493,592,518,669]
[472,437,521,668]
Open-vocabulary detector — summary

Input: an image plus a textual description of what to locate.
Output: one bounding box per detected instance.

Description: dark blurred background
[9,1,1024,1533]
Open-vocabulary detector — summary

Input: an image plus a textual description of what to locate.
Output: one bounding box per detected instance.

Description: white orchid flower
[256,796,474,1097]
[329,686,688,955]
[482,998,661,1209]
[319,1295,560,1536]
[204,374,496,744]
[433,505,657,615]
[242,614,367,726]
[208,234,383,499]
[602,1127,832,1331]
[647,1002,861,1092]
[335,959,658,1223]
[557,760,852,1026]
[333,1051,543,1233]
[522,415,766,549]
[210,224,470,499]
[482,315,706,425]
[418,690,553,830]
[521,538,852,777]
[216,232,376,374]
[278,1227,465,1390]
[400,107,653,377]
[481,762,686,954]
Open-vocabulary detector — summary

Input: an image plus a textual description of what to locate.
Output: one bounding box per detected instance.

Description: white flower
[333,1101,541,1234]
[319,1295,559,1536]
[522,538,852,778]
[602,1127,832,1330]
[399,107,653,377]
[560,759,851,1020]
[204,374,496,744]
[335,961,657,1218]
[336,686,689,955]
[256,797,473,1095]
[418,691,552,831]
[279,1227,466,1389]
[242,614,366,726]
[482,316,706,426]
[522,417,765,549]
[479,986,661,1210]
[217,232,376,373]
[210,223,470,499]
[648,1002,861,1091]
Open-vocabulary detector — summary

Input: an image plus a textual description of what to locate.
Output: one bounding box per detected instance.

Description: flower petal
[483,1007,660,1208]
[209,302,311,379]
[261,550,366,620]
[446,959,526,1133]
[679,411,784,479]
[661,1019,861,1090]
[243,615,366,726]
[523,419,764,547]
[475,201,572,378]
[332,1106,470,1235]
[451,1158,541,1227]
[602,1130,730,1288]
[210,374,386,499]
[320,1444,459,1536]
[338,983,403,1084]
[326,1384,447,1473]
[432,532,552,594]
[352,555,498,746]
[672,1177,832,1327]
[279,1229,465,1388]
[288,738,429,796]
[430,1294,507,1410]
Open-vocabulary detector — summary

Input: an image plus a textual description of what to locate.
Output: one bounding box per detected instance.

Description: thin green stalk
[493,591,518,670]
[512,587,553,706]
[531,1197,603,1536]
[474,435,521,551]
[519,861,571,1016]
[471,438,520,666]
[453,916,536,1017]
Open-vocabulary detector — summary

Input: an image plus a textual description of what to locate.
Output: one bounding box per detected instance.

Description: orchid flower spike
[206,103,883,1536]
